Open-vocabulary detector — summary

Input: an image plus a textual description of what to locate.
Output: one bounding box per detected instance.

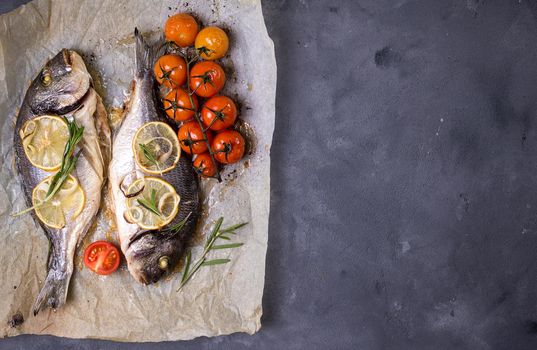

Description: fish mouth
[62,48,72,68]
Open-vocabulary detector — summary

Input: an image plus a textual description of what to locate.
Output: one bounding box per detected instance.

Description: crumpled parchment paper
[0,0,275,342]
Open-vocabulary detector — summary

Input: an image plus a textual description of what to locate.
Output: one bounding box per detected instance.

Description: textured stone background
[2,1,537,349]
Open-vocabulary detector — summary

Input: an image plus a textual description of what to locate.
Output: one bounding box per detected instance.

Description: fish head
[28,49,91,115]
[126,233,181,284]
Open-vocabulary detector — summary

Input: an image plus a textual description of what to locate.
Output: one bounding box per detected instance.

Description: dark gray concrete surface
[2,0,537,349]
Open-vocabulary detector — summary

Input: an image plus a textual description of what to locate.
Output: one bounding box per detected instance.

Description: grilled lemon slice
[32,175,85,229]
[125,177,180,230]
[20,115,69,171]
[132,121,181,174]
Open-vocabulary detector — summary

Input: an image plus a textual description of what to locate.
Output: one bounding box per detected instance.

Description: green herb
[165,212,192,234]
[177,217,247,291]
[13,117,84,217]
[139,143,159,167]
[137,189,162,217]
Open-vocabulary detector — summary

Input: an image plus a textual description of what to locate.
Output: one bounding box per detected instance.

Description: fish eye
[41,70,52,86]
[158,256,169,270]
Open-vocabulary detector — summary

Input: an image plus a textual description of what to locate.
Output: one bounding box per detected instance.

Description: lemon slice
[20,115,69,172]
[124,177,180,230]
[32,175,85,229]
[132,121,181,174]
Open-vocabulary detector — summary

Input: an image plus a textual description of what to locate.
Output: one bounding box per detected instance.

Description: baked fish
[109,29,199,284]
[13,49,111,314]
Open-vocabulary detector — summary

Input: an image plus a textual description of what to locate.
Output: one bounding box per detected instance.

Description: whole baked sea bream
[109,29,199,284]
[13,49,111,314]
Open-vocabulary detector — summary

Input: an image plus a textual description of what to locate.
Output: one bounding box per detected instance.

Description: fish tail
[32,240,72,316]
[32,270,71,315]
[134,28,152,77]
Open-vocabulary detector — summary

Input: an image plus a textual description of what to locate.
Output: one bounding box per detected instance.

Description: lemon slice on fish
[32,175,85,229]
[132,121,181,174]
[124,177,180,230]
[20,115,69,172]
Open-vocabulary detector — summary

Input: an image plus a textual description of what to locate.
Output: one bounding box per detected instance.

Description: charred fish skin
[13,49,111,315]
[109,29,199,285]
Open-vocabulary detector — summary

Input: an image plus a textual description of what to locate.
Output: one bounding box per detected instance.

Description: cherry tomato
[154,55,187,88]
[193,153,218,177]
[189,61,225,98]
[177,121,213,154]
[212,130,245,164]
[195,26,229,60]
[164,13,199,47]
[163,89,198,122]
[201,95,237,131]
[83,241,120,276]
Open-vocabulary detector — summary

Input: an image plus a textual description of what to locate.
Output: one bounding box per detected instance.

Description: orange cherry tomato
[193,153,218,177]
[163,89,198,122]
[177,121,213,154]
[83,241,120,276]
[201,95,237,131]
[154,55,187,88]
[212,130,245,164]
[189,61,225,98]
[195,26,229,60]
[164,13,199,47]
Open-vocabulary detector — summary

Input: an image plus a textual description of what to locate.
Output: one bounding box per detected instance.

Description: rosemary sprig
[177,217,247,291]
[46,117,84,198]
[139,143,159,167]
[137,189,162,217]
[164,212,191,234]
[13,117,84,217]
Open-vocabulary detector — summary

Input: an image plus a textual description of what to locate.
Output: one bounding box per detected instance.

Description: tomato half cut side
[83,241,121,275]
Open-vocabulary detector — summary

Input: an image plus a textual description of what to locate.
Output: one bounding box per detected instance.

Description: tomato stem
[182,52,222,182]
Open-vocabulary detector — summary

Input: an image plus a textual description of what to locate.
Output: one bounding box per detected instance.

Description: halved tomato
[83,241,120,275]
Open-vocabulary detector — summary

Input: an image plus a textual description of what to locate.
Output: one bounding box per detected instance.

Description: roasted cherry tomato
[154,54,187,88]
[189,61,225,98]
[212,130,245,164]
[177,121,213,154]
[193,153,218,177]
[84,241,120,276]
[201,95,237,131]
[195,26,229,60]
[163,89,198,122]
[164,13,199,47]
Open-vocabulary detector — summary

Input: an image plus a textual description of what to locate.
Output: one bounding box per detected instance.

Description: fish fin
[32,270,70,316]
[134,28,152,77]
[94,93,111,169]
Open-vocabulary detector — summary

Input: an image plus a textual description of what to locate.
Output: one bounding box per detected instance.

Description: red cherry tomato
[193,153,218,177]
[177,121,214,154]
[163,88,198,122]
[212,130,245,164]
[164,13,199,47]
[201,95,237,131]
[189,61,225,98]
[154,55,187,88]
[83,241,120,275]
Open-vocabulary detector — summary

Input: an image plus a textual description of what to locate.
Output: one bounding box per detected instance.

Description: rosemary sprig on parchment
[177,217,247,291]
[13,117,84,217]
